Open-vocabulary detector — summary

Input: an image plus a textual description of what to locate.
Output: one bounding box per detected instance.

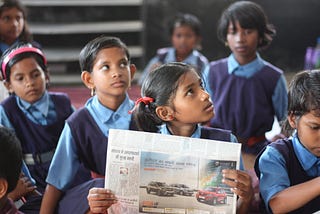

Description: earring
[224,42,228,47]
[90,87,95,96]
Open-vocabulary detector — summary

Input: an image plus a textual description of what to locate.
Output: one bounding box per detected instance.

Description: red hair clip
[128,97,154,114]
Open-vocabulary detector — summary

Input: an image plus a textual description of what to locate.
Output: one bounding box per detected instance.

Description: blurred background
[20,0,320,106]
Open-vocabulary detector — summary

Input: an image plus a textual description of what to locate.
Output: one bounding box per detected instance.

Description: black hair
[169,13,202,37]
[0,126,22,193]
[282,70,320,136]
[0,42,47,82]
[134,62,197,132]
[0,0,33,43]
[79,35,130,73]
[217,1,275,49]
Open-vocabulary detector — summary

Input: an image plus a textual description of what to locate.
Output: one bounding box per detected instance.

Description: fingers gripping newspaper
[105,129,241,214]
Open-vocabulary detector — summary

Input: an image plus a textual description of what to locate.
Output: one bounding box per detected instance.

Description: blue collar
[292,133,320,171]
[17,91,49,116]
[87,94,134,124]
[227,53,265,78]
[159,124,201,138]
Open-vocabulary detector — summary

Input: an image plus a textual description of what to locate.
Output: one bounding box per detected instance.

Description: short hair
[282,70,320,136]
[288,70,320,117]
[169,13,202,37]
[79,35,130,73]
[0,42,47,81]
[0,0,32,42]
[0,126,22,193]
[217,1,275,49]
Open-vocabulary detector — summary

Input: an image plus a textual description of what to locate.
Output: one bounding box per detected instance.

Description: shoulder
[209,57,228,67]
[262,60,284,75]
[156,47,172,55]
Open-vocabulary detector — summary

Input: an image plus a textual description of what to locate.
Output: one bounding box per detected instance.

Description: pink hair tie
[1,46,47,80]
[128,97,154,114]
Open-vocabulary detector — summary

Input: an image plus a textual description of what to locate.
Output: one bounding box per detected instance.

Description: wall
[142,0,320,72]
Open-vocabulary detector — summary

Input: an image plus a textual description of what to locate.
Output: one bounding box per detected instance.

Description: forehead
[11,57,40,73]
[95,47,127,60]
[177,70,200,86]
[0,7,23,16]
[173,25,196,34]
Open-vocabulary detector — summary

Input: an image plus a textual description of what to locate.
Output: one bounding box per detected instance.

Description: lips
[111,80,125,88]
[204,102,214,112]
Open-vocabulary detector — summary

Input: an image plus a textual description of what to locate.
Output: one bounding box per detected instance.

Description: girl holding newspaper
[87,62,254,214]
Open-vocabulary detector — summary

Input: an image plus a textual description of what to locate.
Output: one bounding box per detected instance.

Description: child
[87,62,254,214]
[0,42,76,212]
[0,0,35,55]
[0,0,36,101]
[0,126,23,214]
[138,12,208,86]
[255,70,320,213]
[203,1,288,169]
[40,36,137,214]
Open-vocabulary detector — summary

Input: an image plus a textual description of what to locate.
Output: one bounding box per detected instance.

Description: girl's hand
[87,187,118,214]
[222,169,253,204]
[8,173,37,201]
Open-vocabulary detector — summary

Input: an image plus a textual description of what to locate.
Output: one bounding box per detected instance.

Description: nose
[111,70,121,78]
[235,32,245,42]
[25,77,34,87]
[200,89,210,101]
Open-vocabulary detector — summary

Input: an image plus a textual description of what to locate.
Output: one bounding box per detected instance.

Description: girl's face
[0,7,24,45]
[171,25,199,60]
[5,57,47,103]
[86,47,135,108]
[226,21,259,65]
[171,70,214,124]
[289,111,320,157]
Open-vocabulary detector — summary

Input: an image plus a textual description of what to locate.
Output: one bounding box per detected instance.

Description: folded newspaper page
[105,129,241,214]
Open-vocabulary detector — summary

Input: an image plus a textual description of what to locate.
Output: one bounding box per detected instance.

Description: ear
[129,64,136,80]
[0,178,8,199]
[288,112,297,129]
[81,71,94,90]
[155,106,174,121]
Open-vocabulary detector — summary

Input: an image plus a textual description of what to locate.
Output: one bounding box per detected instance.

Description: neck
[97,93,126,111]
[167,123,197,137]
[235,54,257,65]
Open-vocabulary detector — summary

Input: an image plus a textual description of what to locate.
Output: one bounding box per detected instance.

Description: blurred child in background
[203,1,288,170]
[138,13,208,86]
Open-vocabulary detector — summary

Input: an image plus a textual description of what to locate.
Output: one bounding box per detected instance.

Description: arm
[40,124,80,213]
[222,169,253,214]
[40,184,63,214]
[269,177,320,213]
[272,75,288,122]
[86,188,117,214]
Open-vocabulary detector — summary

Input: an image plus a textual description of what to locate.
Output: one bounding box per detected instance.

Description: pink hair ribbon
[1,46,47,80]
[128,97,154,114]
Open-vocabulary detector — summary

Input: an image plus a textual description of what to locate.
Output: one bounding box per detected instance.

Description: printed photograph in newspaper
[105,129,241,214]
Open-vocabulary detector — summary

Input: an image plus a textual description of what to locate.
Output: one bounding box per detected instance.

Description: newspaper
[105,129,241,214]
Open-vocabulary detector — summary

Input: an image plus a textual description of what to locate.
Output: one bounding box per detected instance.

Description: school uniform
[138,47,209,85]
[255,133,320,214]
[203,54,288,154]
[0,91,74,191]
[0,91,75,213]
[46,95,137,213]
